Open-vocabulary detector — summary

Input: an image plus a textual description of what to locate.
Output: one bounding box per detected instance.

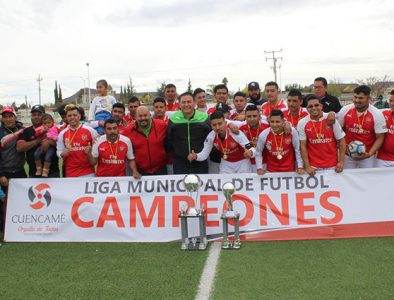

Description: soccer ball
[348,140,366,158]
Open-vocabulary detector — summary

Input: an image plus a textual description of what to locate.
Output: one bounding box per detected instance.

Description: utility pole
[37,74,43,105]
[264,49,283,84]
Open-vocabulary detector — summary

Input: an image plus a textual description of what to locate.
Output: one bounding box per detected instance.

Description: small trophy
[179,174,208,250]
[221,182,241,249]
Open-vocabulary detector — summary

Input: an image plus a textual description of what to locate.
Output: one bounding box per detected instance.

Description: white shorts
[344,155,376,169]
[375,159,394,168]
[219,159,252,174]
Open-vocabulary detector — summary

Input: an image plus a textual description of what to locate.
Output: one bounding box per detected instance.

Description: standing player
[337,85,387,168]
[230,92,248,121]
[376,90,394,167]
[207,84,232,114]
[283,89,309,127]
[248,81,266,107]
[86,119,140,178]
[239,105,269,172]
[152,97,170,122]
[124,96,140,125]
[298,95,346,175]
[188,111,255,174]
[260,81,287,118]
[164,84,179,111]
[194,88,212,113]
[57,104,99,177]
[256,110,303,174]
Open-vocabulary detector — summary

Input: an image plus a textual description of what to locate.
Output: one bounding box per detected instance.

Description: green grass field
[1,237,394,299]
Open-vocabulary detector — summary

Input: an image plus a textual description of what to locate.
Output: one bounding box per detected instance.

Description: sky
[1,0,393,105]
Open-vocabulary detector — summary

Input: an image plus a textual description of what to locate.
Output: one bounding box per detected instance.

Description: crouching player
[256,110,303,175]
[187,111,256,174]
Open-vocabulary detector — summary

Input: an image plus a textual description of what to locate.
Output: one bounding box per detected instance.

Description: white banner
[4,168,394,242]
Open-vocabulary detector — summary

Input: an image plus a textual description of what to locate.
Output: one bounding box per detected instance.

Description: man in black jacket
[167,92,211,174]
[313,77,342,113]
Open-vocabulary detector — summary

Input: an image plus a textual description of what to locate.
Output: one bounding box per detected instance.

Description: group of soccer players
[1,77,393,186]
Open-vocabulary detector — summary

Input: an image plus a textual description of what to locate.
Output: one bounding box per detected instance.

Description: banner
[4,168,394,242]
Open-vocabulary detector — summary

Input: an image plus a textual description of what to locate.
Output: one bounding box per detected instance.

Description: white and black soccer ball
[348,140,366,158]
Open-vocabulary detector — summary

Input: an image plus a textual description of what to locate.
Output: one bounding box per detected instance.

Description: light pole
[37,74,43,105]
[80,77,86,105]
[86,62,91,105]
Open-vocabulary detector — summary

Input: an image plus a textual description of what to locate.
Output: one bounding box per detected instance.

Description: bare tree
[356,75,391,96]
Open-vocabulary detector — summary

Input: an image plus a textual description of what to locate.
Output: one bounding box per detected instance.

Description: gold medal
[223,154,228,160]
[277,154,283,160]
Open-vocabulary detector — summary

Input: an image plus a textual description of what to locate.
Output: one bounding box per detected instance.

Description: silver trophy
[179,174,208,250]
[221,182,241,249]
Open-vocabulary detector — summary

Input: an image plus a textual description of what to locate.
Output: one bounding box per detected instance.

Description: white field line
[195,242,222,300]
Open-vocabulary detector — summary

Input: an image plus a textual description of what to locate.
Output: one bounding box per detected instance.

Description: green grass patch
[0,242,208,300]
[212,237,394,300]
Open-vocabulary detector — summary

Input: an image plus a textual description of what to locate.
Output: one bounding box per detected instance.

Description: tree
[129,77,136,96]
[59,85,63,102]
[19,103,27,110]
[356,75,391,96]
[187,78,193,93]
[327,79,342,98]
[206,84,216,95]
[284,83,303,91]
[54,81,59,104]
[157,81,166,97]
[222,77,228,86]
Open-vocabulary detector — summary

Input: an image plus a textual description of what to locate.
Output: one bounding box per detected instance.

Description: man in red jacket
[123,106,168,175]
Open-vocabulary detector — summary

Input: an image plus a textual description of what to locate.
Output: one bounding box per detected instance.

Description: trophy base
[181,237,208,251]
[222,239,241,250]
[179,211,208,251]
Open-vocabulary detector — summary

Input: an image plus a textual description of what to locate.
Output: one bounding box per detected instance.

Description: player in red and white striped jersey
[229,91,248,121]
[337,85,387,169]
[256,110,303,174]
[86,119,140,178]
[298,95,346,175]
[282,89,309,127]
[239,104,269,172]
[376,90,394,167]
[57,104,99,177]
[188,111,256,174]
[260,81,287,118]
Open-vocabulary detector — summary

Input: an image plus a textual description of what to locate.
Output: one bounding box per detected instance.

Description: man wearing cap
[16,105,60,177]
[0,106,26,228]
[248,82,266,107]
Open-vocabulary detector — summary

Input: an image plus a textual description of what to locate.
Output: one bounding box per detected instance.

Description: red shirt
[338,104,387,152]
[123,119,168,174]
[260,99,287,117]
[298,115,345,168]
[92,135,134,177]
[257,128,301,172]
[283,108,309,127]
[166,101,179,111]
[124,114,136,126]
[213,129,247,162]
[240,122,269,165]
[57,124,98,177]
[377,110,394,161]
[207,104,233,115]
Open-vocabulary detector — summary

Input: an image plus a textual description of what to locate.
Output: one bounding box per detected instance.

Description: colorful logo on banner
[28,183,51,210]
